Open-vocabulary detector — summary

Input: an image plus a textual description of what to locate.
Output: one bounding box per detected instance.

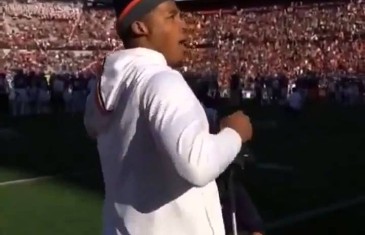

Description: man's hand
[219,111,253,143]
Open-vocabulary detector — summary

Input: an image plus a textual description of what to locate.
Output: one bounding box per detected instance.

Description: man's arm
[142,70,242,187]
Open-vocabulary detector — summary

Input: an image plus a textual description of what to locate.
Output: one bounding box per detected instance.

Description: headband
[113,0,169,32]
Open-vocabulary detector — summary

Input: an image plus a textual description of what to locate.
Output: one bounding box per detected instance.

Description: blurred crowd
[0,1,364,78]
[0,0,365,116]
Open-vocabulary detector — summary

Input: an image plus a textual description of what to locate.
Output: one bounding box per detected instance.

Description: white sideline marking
[256,163,294,172]
[0,171,89,187]
[0,175,55,186]
[266,195,365,230]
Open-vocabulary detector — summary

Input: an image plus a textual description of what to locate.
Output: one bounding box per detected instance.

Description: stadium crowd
[0,0,364,116]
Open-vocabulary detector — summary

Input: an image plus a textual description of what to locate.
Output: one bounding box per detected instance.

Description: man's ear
[130,21,149,36]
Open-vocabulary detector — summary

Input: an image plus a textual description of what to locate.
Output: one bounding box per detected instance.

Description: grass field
[0,103,364,235]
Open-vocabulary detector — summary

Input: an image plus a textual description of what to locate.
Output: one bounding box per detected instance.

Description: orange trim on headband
[119,0,143,20]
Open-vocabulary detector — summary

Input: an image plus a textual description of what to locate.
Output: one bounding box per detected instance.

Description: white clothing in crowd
[288,89,303,111]
[84,48,242,235]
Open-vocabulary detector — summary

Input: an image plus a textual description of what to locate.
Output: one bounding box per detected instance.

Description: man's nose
[179,16,187,33]
[181,19,187,30]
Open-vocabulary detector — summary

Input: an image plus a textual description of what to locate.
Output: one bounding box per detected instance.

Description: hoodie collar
[125,47,167,66]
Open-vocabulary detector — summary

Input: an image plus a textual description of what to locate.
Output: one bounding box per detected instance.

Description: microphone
[187,75,255,169]
[216,75,255,170]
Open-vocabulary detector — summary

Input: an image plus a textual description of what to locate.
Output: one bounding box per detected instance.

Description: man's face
[145,1,187,67]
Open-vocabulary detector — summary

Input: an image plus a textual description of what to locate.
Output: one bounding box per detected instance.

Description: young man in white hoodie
[84,1,253,234]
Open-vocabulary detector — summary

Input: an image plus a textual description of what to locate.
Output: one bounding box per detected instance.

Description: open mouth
[179,39,189,48]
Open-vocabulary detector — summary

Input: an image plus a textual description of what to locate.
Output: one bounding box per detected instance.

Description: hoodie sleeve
[83,77,116,139]
[142,70,242,187]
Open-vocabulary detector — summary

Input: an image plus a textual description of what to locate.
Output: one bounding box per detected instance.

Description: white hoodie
[84,48,242,235]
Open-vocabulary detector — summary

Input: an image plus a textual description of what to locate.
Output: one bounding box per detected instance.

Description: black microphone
[186,75,255,169]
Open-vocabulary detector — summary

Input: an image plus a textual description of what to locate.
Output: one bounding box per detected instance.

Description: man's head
[114,0,187,67]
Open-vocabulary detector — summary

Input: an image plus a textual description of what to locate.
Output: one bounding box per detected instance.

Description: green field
[0,104,364,235]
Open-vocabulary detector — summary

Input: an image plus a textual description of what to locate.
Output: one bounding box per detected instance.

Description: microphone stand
[227,147,250,235]
[213,82,255,235]
[229,167,238,235]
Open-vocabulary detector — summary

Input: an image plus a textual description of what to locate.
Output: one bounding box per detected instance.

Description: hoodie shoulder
[84,51,173,138]
[143,69,189,100]
[141,69,197,114]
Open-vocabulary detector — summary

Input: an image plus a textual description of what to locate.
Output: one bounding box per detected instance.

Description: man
[0,73,9,114]
[84,1,252,234]
[13,70,29,116]
[287,87,303,115]
[51,74,65,114]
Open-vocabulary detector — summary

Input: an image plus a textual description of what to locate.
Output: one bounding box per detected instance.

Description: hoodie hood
[83,48,167,138]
